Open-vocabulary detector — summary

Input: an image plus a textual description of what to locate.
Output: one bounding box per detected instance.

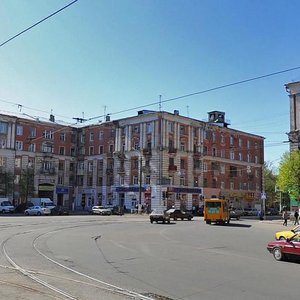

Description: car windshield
[1,201,12,206]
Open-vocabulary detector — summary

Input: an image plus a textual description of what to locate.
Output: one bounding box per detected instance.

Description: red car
[267,234,300,261]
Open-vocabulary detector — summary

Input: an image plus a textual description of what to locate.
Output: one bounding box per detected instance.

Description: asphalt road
[0,214,298,300]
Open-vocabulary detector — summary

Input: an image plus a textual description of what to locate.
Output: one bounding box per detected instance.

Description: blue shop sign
[56,187,69,194]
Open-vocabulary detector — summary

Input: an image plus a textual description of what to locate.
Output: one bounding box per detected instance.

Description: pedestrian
[294,210,299,225]
[283,210,288,226]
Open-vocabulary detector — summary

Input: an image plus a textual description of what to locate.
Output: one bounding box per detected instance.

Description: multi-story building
[285,81,300,151]
[0,110,264,211]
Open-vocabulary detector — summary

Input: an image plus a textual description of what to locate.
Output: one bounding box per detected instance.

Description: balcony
[168,165,177,172]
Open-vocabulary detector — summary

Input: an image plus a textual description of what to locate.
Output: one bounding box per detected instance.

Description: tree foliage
[264,161,277,208]
[277,151,300,201]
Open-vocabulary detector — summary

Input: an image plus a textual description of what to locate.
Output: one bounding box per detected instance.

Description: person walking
[283,210,289,226]
[294,210,299,225]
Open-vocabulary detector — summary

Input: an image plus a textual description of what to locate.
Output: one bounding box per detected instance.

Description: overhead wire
[0,0,78,48]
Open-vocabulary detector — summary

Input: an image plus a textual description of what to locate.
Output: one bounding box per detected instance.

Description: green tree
[0,171,14,197]
[277,151,300,202]
[264,162,277,208]
[19,168,34,203]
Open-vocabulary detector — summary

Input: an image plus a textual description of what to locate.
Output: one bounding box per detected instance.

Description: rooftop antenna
[17,104,22,112]
[72,112,87,123]
[159,95,162,112]
[103,105,107,122]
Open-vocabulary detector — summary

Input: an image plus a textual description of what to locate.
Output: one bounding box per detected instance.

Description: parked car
[229,208,243,220]
[51,206,69,215]
[91,206,112,215]
[149,210,170,224]
[166,208,193,221]
[243,208,258,216]
[275,225,300,240]
[0,200,15,213]
[266,208,279,216]
[267,234,300,261]
[24,206,51,216]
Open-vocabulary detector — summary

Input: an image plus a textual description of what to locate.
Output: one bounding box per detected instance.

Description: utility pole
[138,155,143,213]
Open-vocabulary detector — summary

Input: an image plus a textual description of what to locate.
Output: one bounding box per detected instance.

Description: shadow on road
[211,223,252,228]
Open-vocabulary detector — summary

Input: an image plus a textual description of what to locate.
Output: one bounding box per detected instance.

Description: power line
[0,0,78,48]
[87,66,300,121]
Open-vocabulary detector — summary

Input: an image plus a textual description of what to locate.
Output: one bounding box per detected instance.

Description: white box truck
[30,198,56,210]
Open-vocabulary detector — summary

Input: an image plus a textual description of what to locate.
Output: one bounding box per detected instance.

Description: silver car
[91,206,112,215]
[24,206,51,216]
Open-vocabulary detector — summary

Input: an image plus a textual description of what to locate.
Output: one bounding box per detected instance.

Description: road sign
[261,192,266,200]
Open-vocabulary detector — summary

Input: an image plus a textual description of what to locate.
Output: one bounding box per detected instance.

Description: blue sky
[1,0,299,169]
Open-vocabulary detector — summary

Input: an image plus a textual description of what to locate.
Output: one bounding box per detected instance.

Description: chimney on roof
[49,114,55,122]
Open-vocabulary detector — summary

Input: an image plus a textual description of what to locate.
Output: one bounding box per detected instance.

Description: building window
[239,138,242,147]
[133,176,138,185]
[42,142,53,153]
[89,146,94,155]
[180,125,186,135]
[70,163,74,172]
[58,176,64,185]
[180,143,185,151]
[212,178,217,188]
[58,161,64,171]
[180,177,185,186]
[15,157,21,168]
[203,178,208,187]
[212,132,216,143]
[146,122,153,133]
[230,135,234,145]
[109,144,114,153]
[15,141,23,150]
[230,181,234,190]
[212,148,216,157]
[16,125,23,136]
[220,134,225,144]
[221,181,225,189]
[239,152,242,161]
[98,176,103,186]
[43,130,54,139]
[247,154,251,163]
[59,147,65,155]
[71,148,75,156]
[168,122,174,133]
[90,132,94,142]
[247,140,250,149]
[145,176,151,184]
[29,127,36,138]
[255,155,258,163]
[0,139,6,148]
[88,176,93,186]
[220,164,225,174]
[60,133,66,141]
[99,145,104,154]
[220,149,225,158]
[88,162,93,172]
[120,176,125,185]
[230,150,235,160]
[203,162,208,172]
[99,131,104,140]
[0,122,8,134]
[194,177,198,187]
[203,146,208,155]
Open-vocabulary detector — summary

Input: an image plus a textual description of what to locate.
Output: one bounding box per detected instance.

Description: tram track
[1,219,156,300]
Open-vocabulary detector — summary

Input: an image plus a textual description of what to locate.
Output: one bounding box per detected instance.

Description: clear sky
[1,0,299,169]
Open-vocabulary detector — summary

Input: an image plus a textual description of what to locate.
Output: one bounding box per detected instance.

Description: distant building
[0,110,264,211]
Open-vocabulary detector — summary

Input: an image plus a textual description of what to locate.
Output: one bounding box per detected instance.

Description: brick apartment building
[0,110,264,212]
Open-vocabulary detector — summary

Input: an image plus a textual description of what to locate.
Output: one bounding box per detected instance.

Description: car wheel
[168,220,170,224]
[206,220,211,224]
[174,217,177,221]
[163,220,165,224]
[150,219,153,223]
[37,212,41,216]
[181,217,184,221]
[273,247,284,261]
[279,236,286,241]
[188,217,191,221]
[25,211,29,216]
